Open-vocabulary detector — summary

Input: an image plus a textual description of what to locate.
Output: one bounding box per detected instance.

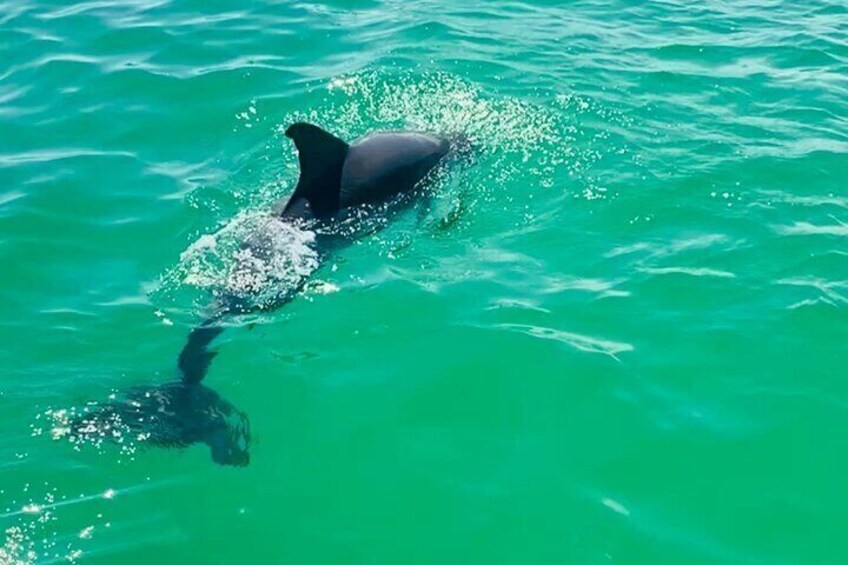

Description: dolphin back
[340,132,450,208]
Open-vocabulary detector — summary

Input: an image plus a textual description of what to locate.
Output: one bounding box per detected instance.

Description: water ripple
[775,220,848,237]
[491,323,634,360]
[2,0,847,561]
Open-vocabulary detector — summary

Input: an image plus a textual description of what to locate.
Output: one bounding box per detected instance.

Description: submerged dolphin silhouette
[67,123,457,466]
[67,381,251,466]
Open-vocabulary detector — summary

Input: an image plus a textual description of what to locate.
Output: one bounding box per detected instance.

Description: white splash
[172,211,321,311]
[601,497,631,517]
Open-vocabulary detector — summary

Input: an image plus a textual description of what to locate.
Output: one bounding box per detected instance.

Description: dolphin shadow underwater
[67,122,467,466]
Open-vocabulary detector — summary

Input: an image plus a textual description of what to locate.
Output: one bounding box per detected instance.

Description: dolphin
[279,122,451,220]
[66,122,459,466]
[177,122,454,385]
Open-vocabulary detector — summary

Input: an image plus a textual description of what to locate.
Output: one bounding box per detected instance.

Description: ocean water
[1,0,847,562]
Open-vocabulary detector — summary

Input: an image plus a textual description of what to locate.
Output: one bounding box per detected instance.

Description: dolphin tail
[178,316,226,385]
[57,313,251,466]
[64,379,251,466]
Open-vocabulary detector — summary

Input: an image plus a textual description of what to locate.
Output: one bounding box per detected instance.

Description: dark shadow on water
[68,381,250,466]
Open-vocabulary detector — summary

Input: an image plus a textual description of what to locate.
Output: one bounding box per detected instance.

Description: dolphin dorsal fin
[283,122,349,218]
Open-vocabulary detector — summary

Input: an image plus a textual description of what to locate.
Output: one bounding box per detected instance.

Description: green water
[2,0,847,562]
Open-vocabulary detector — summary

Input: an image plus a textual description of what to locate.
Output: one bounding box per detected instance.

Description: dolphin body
[279,122,450,221]
[67,123,455,466]
[178,122,453,385]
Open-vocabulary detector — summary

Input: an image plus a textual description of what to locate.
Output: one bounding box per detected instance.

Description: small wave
[777,276,848,308]
[756,190,848,210]
[774,220,848,237]
[605,234,732,260]
[493,323,634,359]
[601,497,631,517]
[538,275,631,298]
[640,266,736,279]
[0,191,26,208]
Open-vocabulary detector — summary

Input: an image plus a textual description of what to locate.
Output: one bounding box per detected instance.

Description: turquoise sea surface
[2,0,847,563]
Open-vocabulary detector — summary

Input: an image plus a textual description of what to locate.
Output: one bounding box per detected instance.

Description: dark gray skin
[69,123,454,466]
[279,122,450,220]
[178,123,453,387]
